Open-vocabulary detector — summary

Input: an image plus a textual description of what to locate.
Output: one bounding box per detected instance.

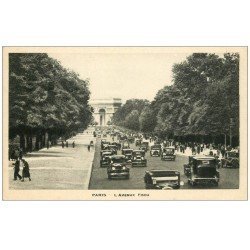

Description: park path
[8,128,96,190]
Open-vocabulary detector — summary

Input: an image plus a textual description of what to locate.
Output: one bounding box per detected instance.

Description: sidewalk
[9,129,96,190]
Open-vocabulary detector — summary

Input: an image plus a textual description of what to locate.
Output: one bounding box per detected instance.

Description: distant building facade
[89,98,122,126]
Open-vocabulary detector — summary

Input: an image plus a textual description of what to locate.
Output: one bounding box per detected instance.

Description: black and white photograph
[2,46,247,200]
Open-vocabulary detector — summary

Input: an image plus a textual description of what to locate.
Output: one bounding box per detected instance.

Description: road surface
[89,135,239,190]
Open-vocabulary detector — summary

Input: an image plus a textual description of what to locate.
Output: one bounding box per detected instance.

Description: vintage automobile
[106,145,118,155]
[107,155,130,179]
[221,150,239,168]
[187,156,220,186]
[122,148,134,164]
[128,136,135,144]
[131,150,147,167]
[144,170,184,189]
[101,140,110,150]
[100,149,113,157]
[100,151,113,167]
[140,141,149,152]
[150,144,162,157]
[135,139,142,147]
[110,142,121,150]
[122,141,130,150]
[161,146,176,161]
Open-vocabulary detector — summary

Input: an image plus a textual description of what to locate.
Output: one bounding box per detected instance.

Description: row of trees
[9,53,93,151]
[112,53,239,145]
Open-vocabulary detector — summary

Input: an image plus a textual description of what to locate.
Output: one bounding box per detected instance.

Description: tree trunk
[20,134,25,152]
[35,134,40,150]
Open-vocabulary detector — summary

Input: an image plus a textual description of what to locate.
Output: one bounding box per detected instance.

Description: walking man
[13,158,22,181]
[72,141,75,148]
[62,141,65,148]
[66,141,68,148]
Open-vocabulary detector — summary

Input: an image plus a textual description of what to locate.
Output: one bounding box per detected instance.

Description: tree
[9,53,93,151]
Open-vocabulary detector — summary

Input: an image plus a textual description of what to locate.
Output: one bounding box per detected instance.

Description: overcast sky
[49,52,190,102]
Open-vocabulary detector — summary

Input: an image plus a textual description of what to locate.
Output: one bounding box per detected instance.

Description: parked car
[122,148,134,164]
[131,150,147,167]
[221,150,239,168]
[150,144,162,157]
[144,170,183,189]
[161,147,176,161]
[100,151,112,167]
[187,156,220,186]
[107,155,130,179]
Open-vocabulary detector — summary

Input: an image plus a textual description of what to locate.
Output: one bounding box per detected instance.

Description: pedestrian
[72,141,75,148]
[13,158,22,181]
[47,141,49,149]
[20,158,31,182]
[197,144,201,154]
[66,141,68,148]
[221,146,225,157]
[62,141,65,148]
[87,145,90,152]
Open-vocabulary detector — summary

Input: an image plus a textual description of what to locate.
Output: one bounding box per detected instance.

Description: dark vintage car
[131,150,147,167]
[100,151,113,167]
[101,140,110,150]
[128,136,135,144]
[122,148,134,164]
[144,170,183,189]
[111,142,121,150]
[122,141,130,150]
[187,156,220,186]
[221,150,239,168]
[135,139,142,147]
[140,141,149,152]
[107,155,130,180]
[150,144,162,157]
[161,147,176,161]
[106,145,118,155]
[100,149,113,157]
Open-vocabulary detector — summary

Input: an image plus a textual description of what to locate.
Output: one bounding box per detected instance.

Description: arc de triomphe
[89,98,122,126]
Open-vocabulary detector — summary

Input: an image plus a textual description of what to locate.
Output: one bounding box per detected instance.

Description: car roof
[193,156,215,160]
[110,155,125,159]
[146,170,179,175]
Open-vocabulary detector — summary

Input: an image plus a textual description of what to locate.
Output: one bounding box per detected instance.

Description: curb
[86,137,97,190]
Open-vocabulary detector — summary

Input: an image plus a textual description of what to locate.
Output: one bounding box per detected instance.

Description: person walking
[13,158,22,181]
[62,141,65,148]
[72,141,75,148]
[87,145,90,152]
[66,141,68,148]
[21,158,31,182]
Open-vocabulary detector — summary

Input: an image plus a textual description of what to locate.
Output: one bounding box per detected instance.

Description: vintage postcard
[2,46,247,200]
